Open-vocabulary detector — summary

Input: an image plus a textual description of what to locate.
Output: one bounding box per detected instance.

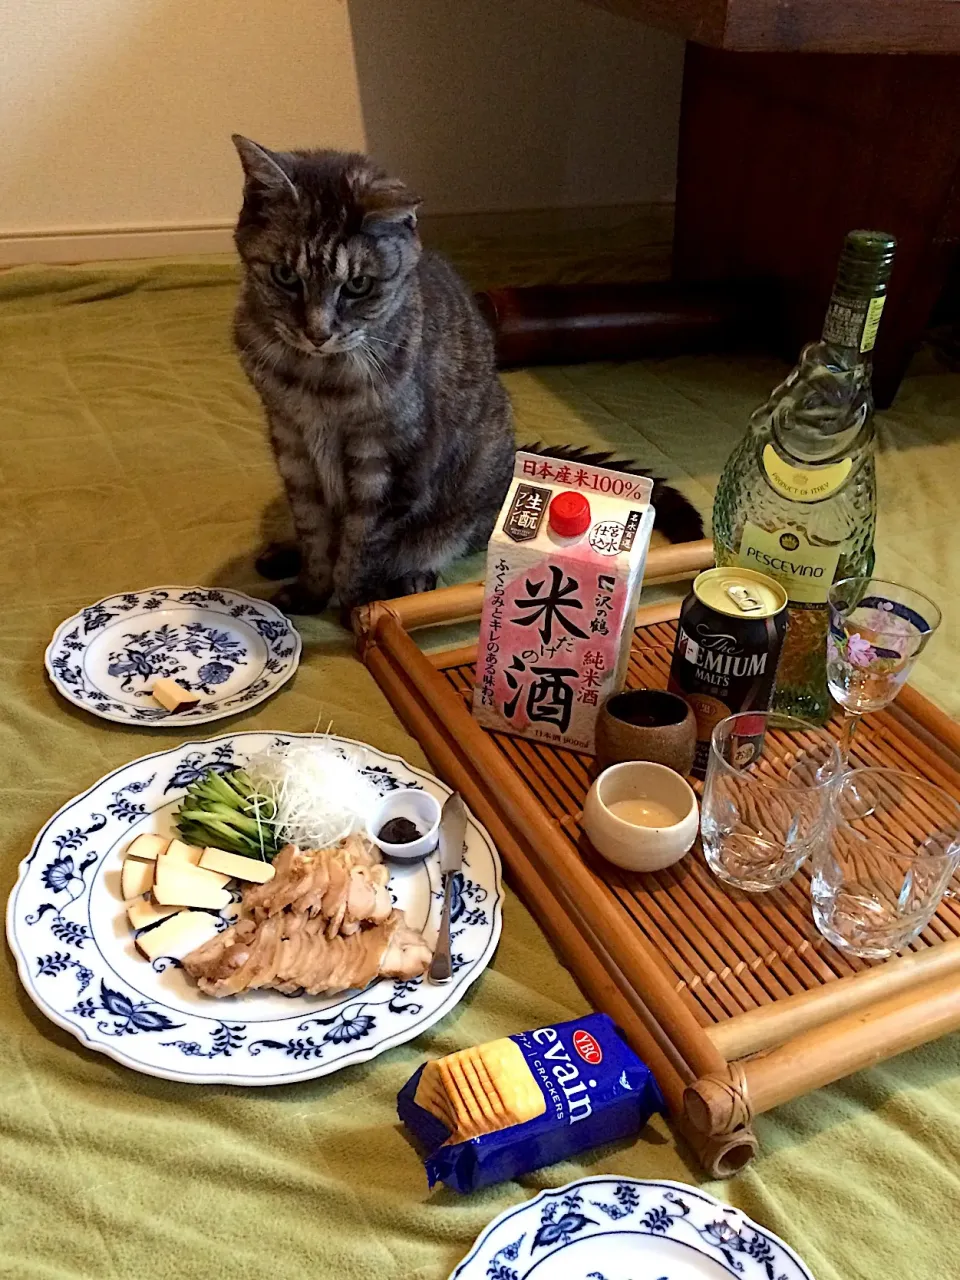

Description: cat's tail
[521,442,704,544]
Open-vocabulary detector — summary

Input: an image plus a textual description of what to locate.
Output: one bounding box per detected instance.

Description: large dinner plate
[451,1177,815,1280]
[45,586,301,726]
[7,732,502,1084]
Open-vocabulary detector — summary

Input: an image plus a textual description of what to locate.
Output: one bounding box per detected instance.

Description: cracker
[477,1038,546,1126]
[414,1065,455,1127]
[437,1056,484,1140]
[457,1052,501,1132]
[415,1038,546,1146]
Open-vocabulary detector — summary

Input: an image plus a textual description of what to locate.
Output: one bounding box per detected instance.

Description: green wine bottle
[712,230,896,724]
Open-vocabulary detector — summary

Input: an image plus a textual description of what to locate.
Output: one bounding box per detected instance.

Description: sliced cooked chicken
[380,922,434,980]
[244,843,393,936]
[182,833,430,998]
[183,909,431,997]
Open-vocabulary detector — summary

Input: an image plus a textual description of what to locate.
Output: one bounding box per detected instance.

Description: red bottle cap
[549,491,591,538]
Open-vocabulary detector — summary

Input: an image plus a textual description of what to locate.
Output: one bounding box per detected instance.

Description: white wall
[0,0,683,260]
[0,0,366,241]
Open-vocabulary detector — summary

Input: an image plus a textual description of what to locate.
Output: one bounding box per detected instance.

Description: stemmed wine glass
[826,577,941,762]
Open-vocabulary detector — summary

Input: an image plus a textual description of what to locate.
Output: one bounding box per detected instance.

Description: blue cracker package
[397,1012,664,1192]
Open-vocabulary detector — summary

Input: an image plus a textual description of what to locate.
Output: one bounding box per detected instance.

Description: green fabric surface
[1,258,959,1280]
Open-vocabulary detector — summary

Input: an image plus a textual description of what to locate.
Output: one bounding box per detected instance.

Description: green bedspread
[1,259,958,1280]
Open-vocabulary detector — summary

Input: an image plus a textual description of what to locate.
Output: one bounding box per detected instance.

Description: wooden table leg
[673,44,960,407]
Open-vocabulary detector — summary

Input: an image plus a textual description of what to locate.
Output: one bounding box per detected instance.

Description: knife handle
[429,871,454,984]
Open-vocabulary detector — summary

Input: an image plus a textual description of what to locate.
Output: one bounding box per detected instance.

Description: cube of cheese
[125,834,169,862]
[121,857,155,901]
[151,678,202,712]
[199,847,275,884]
[135,910,222,962]
[153,857,231,909]
[126,896,179,931]
[164,839,204,866]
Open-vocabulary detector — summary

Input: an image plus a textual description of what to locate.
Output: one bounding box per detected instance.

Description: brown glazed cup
[596,689,696,776]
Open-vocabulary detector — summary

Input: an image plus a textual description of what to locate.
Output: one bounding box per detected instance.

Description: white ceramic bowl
[582,761,699,871]
[366,789,442,861]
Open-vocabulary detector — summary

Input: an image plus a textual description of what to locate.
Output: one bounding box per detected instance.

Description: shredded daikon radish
[245,740,377,850]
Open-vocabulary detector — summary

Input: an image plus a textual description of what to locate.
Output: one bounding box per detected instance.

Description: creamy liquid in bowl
[607,798,680,828]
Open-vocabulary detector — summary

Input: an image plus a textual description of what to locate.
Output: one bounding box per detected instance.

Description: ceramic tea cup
[582,760,699,872]
[596,689,696,775]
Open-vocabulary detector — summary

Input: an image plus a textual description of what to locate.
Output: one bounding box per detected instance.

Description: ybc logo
[572,1028,602,1065]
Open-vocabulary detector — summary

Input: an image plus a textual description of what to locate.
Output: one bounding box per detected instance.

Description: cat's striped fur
[232,138,514,617]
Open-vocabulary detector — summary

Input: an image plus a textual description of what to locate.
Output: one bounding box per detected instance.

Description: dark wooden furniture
[587,0,960,54]
[571,2,960,406]
[476,280,769,367]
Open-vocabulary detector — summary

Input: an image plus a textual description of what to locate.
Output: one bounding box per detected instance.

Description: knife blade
[429,792,466,983]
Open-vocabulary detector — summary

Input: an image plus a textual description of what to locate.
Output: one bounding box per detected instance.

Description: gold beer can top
[692,566,788,619]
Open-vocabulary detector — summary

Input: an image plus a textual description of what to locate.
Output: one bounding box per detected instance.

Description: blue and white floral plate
[6,732,502,1084]
[45,586,301,726]
[452,1178,815,1280]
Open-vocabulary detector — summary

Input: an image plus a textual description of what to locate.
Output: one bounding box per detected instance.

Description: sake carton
[473,452,655,753]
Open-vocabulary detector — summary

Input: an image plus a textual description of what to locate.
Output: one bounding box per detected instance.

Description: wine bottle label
[761,444,852,503]
[822,293,886,352]
[738,522,841,605]
[860,296,886,352]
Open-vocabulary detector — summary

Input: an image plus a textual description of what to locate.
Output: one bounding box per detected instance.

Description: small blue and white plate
[451,1177,815,1280]
[6,732,502,1084]
[45,586,301,726]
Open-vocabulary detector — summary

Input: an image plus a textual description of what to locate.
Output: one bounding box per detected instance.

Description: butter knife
[429,792,466,984]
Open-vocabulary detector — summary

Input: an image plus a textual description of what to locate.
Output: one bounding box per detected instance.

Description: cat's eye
[342,274,374,299]
[270,263,301,290]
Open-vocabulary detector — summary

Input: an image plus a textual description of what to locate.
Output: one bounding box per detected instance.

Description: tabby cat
[232,139,703,620]
[232,136,514,618]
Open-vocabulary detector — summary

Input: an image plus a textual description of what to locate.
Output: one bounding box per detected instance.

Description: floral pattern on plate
[44,587,301,725]
[7,732,503,1084]
[451,1178,814,1280]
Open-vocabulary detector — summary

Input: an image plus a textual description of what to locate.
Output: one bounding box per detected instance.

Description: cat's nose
[305,309,334,346]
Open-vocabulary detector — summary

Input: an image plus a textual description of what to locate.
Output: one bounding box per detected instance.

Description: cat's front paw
[389,571,438,597]
[255,541,302,581]
[271,581,331,616]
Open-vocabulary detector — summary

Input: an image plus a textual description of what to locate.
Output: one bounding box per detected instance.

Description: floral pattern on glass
[827,584,939,719]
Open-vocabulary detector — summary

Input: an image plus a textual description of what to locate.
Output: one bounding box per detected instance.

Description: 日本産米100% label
[473,452,655,754]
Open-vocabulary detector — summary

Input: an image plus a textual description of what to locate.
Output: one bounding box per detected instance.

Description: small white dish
[582,760,699,871]
[367,789,442,861]
[45,585,301,726]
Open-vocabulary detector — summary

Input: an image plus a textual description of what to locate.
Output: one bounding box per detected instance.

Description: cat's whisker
[241,339,273,381]
[354,339,388,386]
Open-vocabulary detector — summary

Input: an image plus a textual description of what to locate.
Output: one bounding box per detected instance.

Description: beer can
[667,566,788,778]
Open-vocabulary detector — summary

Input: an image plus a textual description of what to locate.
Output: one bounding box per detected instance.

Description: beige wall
[0,0,683,260]
[348,0,684,214]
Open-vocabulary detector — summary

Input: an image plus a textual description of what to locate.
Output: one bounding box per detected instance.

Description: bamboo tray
[353,541,960,1176]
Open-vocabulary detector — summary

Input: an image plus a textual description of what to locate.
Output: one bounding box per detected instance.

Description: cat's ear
[232,135,299,202]
[359,178,421,233]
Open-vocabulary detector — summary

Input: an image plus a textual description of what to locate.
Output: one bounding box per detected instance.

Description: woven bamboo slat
[355,542,960,1172]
